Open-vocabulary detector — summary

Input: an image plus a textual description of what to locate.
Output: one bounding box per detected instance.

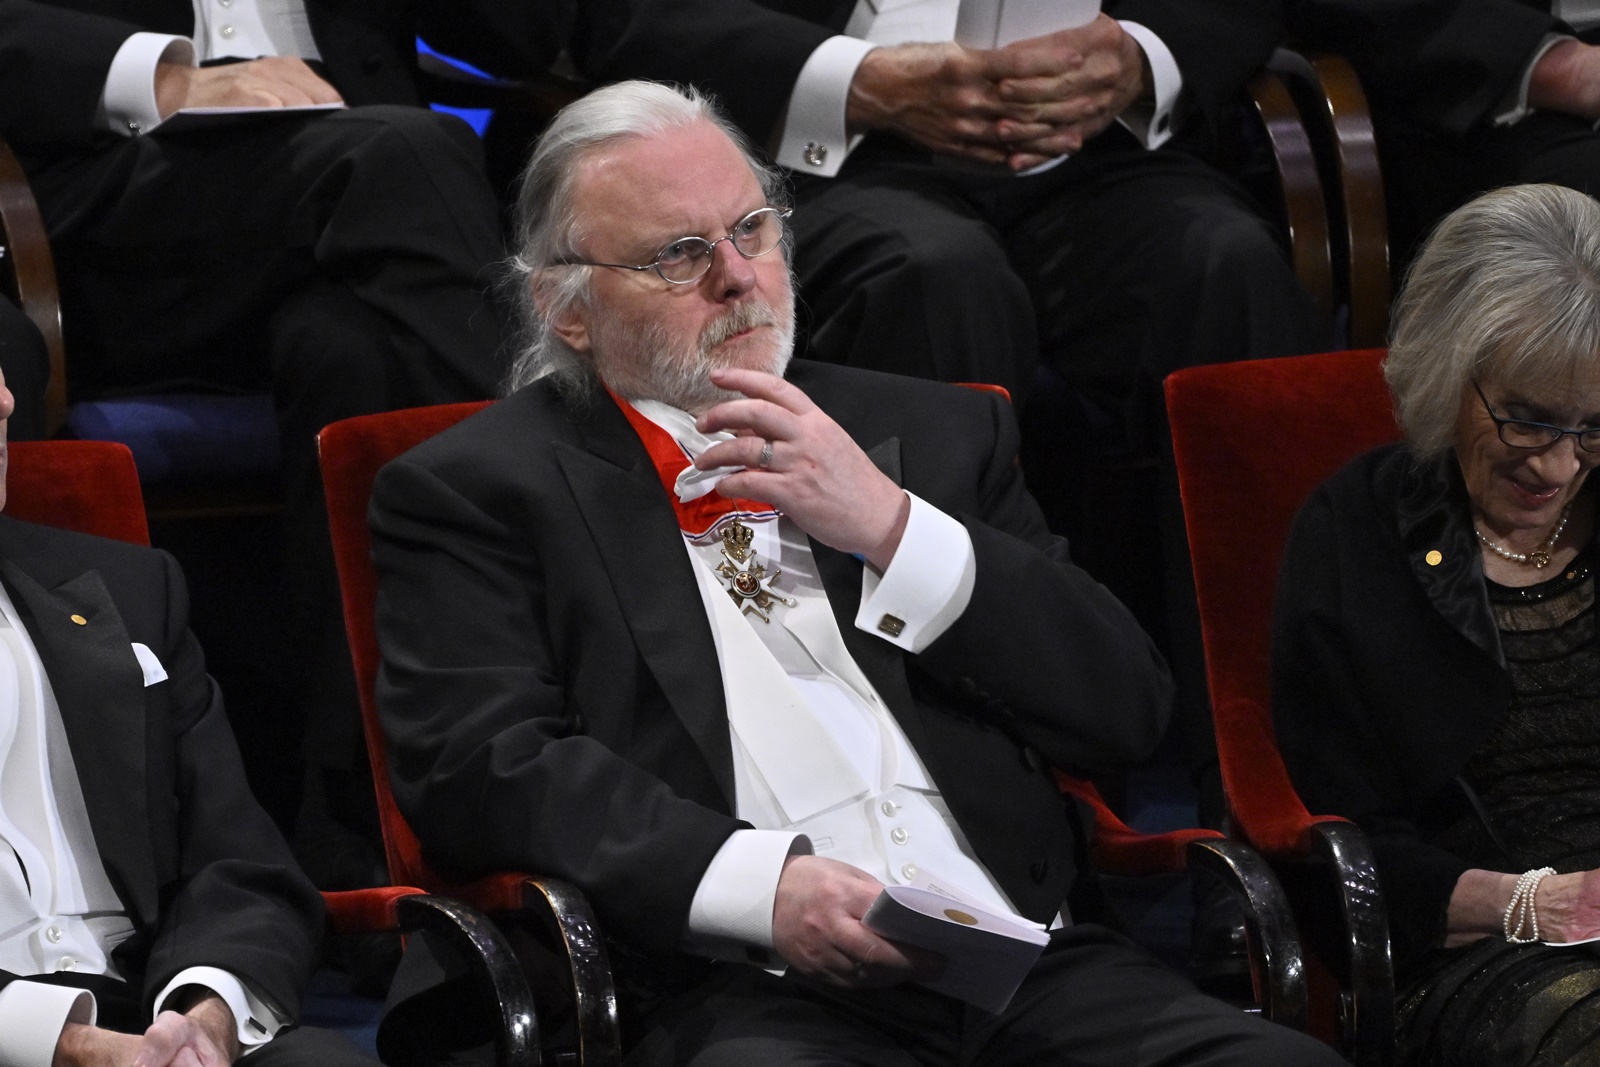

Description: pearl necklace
[1474,497,1576,569]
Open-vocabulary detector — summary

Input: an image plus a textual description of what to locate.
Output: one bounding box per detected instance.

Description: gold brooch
[716,521,796,623]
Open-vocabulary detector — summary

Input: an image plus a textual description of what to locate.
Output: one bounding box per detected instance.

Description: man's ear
[532,271,592,353]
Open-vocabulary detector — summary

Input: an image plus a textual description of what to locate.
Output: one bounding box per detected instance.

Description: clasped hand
[847,14,1148,172]
[53,992,239,1067]
[695,368,910,573]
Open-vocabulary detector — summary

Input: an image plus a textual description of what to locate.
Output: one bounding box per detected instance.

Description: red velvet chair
[321,397,1316,1045]
[319,402,621,1067]
[1,438,541,1066]
[1164,348,1402,1064]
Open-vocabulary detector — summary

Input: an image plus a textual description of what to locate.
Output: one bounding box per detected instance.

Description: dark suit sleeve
[1283,0,1561,137]
[1271,485,1470,966]
[896,385,1174,773]
[371,459,743,956]
[1109,0,1286,146]
[136,550,323,1018]
[574,0,840,146]
[0,0,150,152]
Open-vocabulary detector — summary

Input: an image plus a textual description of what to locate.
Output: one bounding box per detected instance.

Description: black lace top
[1453,550,1600,872]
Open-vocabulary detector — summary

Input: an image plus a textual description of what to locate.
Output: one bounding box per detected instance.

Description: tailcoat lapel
[0,554,158,925]
[553,398,736,809]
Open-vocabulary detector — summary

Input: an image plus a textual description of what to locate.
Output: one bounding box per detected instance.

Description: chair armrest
[1242,62,1335,325]
[1266,49,1390,348]
[417,873,622,1067]
[322,888,539,1067]
[1305,822,1394,1066]
[1187,838,1309,1031]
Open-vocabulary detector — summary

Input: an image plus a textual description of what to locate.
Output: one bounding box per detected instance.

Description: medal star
[716,521,796,623]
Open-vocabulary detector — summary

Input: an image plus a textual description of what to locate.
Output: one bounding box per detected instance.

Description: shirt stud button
[890,828,909,845]
[219,24,235,37]
[880,800,900,817]
[56,957,75,971]
[901,863,918,881]
[45,925,62,943]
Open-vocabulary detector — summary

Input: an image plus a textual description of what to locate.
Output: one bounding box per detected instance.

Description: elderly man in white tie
[371,80,1344,1067]
[0,363,378,1066]
[573,0,1324,422]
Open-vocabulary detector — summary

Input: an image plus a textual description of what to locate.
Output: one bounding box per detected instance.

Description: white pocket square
[131,643,167,687]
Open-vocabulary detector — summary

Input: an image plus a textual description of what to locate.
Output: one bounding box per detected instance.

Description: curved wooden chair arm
[0,136,66,435]
[1266,50,1390,349]
[1242,64,1335,325]
[1309,53,1389,350]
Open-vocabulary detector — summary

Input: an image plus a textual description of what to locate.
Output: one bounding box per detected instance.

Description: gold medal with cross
[716,520,796,623]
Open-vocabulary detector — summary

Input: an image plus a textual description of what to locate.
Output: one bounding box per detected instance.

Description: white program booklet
[956,0,1101,49]
[855,0,1100,49]
[863,881,1049,1013]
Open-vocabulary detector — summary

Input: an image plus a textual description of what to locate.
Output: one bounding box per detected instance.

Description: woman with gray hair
[1274,183,1600,1065]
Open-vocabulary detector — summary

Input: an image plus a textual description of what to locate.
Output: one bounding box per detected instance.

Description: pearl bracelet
[1504,866,1557,943]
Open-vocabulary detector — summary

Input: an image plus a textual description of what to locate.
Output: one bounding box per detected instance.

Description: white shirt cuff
[101,32,195,137]
[775,36,877,176]
[684,831,811,966]
[856,492,976,653]
[0,980,95,1067]
[1495,33,1571,126]
[153,967,289,1052]
[1115,21,1181,148]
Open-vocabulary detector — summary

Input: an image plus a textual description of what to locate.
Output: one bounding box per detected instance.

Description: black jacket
[0,515,322,1019]
[371,361,1173,960]
[1270,441,1586,965]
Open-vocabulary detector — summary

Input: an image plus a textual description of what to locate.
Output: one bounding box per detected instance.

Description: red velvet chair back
[4,440,149,546]
[319,402,490,888]
[1165,349,1397,851]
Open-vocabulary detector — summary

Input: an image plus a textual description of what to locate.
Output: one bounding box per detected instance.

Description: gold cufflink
[877,614,905,637]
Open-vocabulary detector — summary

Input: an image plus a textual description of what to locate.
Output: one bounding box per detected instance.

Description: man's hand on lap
[154,56,343,118]
[772,855,944,987]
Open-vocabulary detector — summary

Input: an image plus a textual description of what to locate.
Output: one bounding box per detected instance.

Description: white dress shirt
[627,402,1046,968]
[774,0,1182,177]
[0,584,285,1064]
[100,0,323,136]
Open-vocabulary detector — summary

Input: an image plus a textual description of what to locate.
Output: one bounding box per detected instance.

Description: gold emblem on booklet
[717,521,796,623]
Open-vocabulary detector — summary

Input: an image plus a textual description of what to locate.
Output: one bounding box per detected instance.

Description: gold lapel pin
[1425,550,1443,567]
[69,614,88,626]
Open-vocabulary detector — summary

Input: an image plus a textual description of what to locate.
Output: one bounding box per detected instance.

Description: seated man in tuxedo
[575,0,1326,422]
[0,369,378,1065]
[1284,0,1600,267]
[372,80,1343,1066]
[0,0,570,881]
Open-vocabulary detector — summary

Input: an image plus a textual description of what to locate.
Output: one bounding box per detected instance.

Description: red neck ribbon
[608,389,778,541]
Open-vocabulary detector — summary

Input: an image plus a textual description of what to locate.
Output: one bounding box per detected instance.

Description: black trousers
[788,131,1330,424]
[624,925,1344,1067]
[25,105,512,849]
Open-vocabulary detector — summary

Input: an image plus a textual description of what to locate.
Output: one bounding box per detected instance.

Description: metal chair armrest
[1187,838,1309,1031]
